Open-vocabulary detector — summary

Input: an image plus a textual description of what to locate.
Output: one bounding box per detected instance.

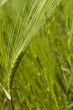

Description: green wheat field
[0,0,73,110]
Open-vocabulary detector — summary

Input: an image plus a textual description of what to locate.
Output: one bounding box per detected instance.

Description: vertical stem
[11,98,15,110]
